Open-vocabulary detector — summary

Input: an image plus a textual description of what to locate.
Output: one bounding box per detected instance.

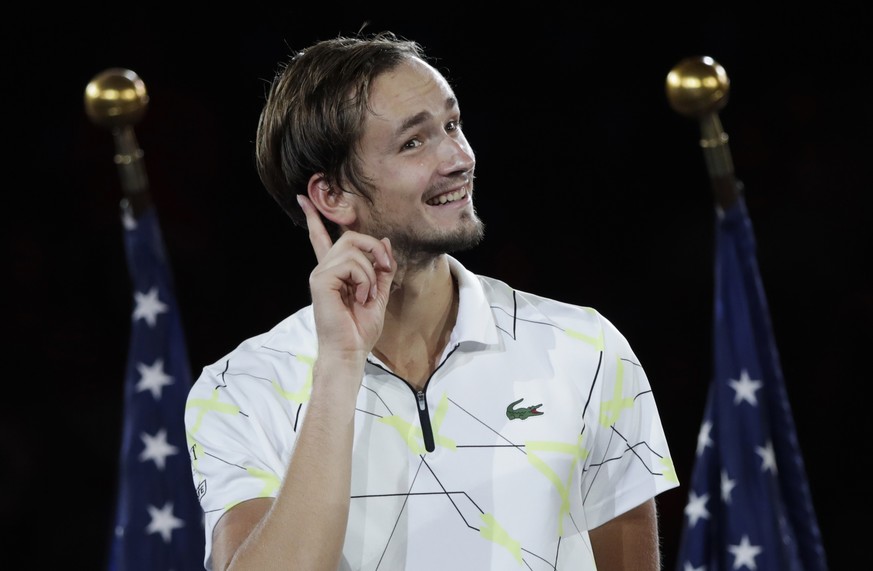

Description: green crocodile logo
[506,398,543,420]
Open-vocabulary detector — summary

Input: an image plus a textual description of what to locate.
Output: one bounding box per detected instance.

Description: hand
[297,194,396,364]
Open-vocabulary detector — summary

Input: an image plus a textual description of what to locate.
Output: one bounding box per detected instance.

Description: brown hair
[255,31,427,237]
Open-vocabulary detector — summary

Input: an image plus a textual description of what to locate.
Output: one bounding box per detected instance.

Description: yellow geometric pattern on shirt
[526,435,589,536]
[565,324,635,428]
[480,513,522,564]
[564,319,604,351]
[272,353,315,403]
[660,456,680,484]
[185,387,241,472]
[379,391,457,454]
[221,466,281,512]
[184,354,314,472]
[248,466,280,500]
[600,355,634,427]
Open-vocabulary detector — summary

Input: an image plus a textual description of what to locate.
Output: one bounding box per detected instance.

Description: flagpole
[666,56,741,210]
[84,67,153,216]
[666,57,829,571]
[85,68,206,570]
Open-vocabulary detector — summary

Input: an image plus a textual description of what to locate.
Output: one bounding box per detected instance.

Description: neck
[373,255,458,389]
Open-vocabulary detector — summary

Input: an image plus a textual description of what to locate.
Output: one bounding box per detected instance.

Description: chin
[427,220,485,255]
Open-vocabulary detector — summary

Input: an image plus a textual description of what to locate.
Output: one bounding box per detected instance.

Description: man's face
[349,58,483,261]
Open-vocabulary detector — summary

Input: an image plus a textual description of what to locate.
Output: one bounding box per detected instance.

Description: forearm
[227,357,363,570]
[589,499,660,570]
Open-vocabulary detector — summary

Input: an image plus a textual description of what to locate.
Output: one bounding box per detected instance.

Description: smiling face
[347,57,484,263]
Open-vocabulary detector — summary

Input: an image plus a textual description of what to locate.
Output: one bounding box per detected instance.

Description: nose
[439,133,475,177]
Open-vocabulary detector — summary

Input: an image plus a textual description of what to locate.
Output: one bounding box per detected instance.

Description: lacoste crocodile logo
[506,398,543,420]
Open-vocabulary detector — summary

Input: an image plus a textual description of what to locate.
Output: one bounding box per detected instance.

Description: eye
[402,138,422,150]
[446,119,462,132]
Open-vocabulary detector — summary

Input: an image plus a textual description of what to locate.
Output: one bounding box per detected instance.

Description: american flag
[107,199,205,570]
[674,195,828,571]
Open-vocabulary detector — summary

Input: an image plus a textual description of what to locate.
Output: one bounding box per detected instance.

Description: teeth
[427,187,467,205]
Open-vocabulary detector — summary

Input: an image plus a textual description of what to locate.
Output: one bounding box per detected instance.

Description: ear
[306,173,356,227]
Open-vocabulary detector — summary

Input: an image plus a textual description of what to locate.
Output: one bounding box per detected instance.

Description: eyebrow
[394,96,458,138]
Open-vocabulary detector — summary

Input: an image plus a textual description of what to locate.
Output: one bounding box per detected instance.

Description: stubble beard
[369,208,485,268]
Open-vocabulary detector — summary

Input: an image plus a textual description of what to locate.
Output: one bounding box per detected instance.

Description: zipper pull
[416,390,435,453]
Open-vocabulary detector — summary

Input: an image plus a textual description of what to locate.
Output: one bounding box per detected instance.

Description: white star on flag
[720,469,737,503]
[135,358,174,399]
[139,428,179,471]
[728,534,763,570]
[132,286,168,327]
[146,501,185,543]
[683,562,706,571]
[684,490,710,527]
[755,440,778,474]
[696,419,713,456]
[728,369,762,406]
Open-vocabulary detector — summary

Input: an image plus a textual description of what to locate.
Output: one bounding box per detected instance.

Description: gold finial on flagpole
[666,56,729,118]
[85,68,151,211]
[84,68,149,129]
[666,56,739,208]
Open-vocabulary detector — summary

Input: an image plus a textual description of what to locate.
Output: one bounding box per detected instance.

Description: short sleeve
[579,312,680,528]
[184,350,309,569]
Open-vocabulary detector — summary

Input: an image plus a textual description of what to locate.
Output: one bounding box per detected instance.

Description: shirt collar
[446,255,501,348]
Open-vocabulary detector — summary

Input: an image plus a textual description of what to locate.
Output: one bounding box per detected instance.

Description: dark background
[6,5,870,570]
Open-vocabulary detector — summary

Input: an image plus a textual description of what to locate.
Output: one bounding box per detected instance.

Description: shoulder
[480,277,633,355]
[479,272,612,331]
[449,255,635,354]
[188,305,317,397]
[450,256,596,323]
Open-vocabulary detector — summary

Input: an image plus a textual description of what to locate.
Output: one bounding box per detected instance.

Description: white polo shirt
[185,255,679,570]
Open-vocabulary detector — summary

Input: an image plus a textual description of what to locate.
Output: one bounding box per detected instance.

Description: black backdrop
[6,5,870,570]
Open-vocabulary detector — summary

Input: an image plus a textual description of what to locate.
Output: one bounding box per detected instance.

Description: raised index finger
[297,194,333,262]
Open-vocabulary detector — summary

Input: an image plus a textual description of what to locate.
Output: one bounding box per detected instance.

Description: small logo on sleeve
[506,398,543,420]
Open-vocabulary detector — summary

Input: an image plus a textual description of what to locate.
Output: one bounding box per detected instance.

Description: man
[185,31,679,570]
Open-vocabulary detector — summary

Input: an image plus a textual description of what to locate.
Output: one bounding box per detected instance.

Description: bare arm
[210,195,395,570]
[589,499,661,571]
